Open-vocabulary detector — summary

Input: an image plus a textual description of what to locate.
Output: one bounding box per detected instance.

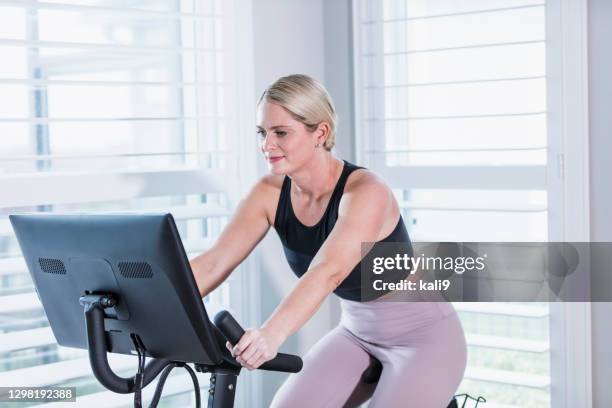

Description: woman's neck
[289,154,344,202]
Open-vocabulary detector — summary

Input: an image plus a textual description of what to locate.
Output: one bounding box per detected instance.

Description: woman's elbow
[306,262,346,293]
[323,266,347,292]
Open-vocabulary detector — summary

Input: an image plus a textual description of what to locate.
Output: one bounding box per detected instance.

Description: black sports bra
[273,159,412,301]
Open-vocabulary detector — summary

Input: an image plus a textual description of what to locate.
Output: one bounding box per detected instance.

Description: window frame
[546,0,591,407]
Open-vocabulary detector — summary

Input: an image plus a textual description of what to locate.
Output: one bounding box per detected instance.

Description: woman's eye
[256,129,286,138]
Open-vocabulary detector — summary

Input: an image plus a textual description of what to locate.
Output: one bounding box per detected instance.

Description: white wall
[324,0,356,163]
[588,0,612,406]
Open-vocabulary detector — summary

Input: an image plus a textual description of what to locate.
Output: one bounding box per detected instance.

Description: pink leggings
[270,300,467,408]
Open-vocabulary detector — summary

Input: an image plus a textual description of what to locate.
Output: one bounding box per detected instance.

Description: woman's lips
[268,156,284,163]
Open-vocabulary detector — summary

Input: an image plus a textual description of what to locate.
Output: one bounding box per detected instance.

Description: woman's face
[256,101,320,175]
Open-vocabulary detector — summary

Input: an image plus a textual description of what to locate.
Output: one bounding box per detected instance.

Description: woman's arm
[262,177,393,339]
[230,174,395,369]
[190,176,275,298]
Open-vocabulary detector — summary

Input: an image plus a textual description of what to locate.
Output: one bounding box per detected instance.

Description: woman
[190,74,467,407]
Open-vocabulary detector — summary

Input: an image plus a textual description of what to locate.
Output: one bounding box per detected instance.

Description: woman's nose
[261,134,276,152]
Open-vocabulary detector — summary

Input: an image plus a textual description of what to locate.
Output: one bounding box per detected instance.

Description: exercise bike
[10,213,304,408]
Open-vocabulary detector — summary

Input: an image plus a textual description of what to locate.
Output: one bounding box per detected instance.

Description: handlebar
[213,311,303,374]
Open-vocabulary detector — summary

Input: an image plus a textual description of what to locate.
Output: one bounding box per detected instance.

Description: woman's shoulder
[215,174,283,230]
[345,166,390,195]
[341,165,400,239]
[247,174,284,206]
[249,174,285,225]
[342,165,397,212]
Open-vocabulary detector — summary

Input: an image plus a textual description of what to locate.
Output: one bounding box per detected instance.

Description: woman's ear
[315,122,330,145]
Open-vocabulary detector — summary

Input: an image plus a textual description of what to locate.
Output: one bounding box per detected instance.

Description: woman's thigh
[270,326,376,408]
[367,312,467,408]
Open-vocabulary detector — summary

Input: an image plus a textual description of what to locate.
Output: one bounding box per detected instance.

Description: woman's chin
[267,161,288,175]
[269,166,287,175]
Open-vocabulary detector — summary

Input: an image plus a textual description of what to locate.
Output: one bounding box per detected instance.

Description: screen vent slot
[118,262,153,279]
[39,258,67,275]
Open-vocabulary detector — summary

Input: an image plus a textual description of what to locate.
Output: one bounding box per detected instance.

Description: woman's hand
[226,327,284,371]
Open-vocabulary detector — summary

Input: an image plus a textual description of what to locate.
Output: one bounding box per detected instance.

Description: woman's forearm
[190,251,230,298]
[261,263,340,344]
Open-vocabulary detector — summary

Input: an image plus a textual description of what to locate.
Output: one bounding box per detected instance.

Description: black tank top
[273,159,412,301]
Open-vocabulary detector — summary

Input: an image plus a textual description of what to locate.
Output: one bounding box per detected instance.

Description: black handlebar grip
[213,310,303,373]
[213,310,245,345]
[259,352,303,373]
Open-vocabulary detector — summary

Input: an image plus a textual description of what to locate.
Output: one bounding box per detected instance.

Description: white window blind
[0,1,255,406]
[354,1,558,407]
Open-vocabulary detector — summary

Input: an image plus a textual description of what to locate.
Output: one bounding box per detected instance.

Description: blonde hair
[258,74,337,151]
